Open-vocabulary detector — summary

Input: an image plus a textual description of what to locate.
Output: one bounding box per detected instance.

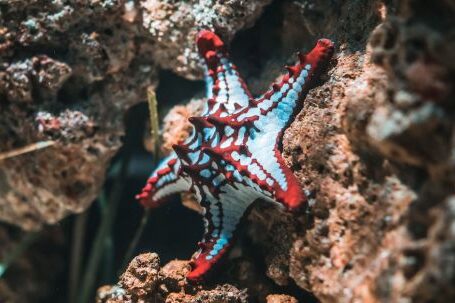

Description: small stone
[120,253,161,299]
[266,294,298,303]
[96,285,131,303]
[159,260,191,292]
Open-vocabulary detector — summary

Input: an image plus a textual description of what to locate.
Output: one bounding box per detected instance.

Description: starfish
[136,30,334,282]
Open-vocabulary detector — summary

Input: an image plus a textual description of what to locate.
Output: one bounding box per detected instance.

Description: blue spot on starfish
[136,30,334,282]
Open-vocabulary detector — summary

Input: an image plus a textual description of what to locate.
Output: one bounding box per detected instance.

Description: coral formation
[244,1,455,302]
[0,0,156,230]
[0,0,270,230]
[266,294,298,303]
[140,0,273,78]
[96,253,248,303]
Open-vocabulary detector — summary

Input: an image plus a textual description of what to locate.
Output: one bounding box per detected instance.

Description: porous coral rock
[120,253,161,300]
[158,259,192,293]
[266,294,298,303]
[159,98,205,155]
[184,284,248,303]
[97,285,131,303]
[140,0,273,78]
[244,1,455,302]
[0,0,277,231]
[0,0,156,230]
[96,253,247,303]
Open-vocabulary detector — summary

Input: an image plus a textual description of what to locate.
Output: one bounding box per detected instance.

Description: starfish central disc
[136,30,334,281]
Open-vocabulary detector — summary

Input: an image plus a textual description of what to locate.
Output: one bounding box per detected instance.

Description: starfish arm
[212,39,334,209]
[233,39,334,130]
[136,152,190,208]
[186,183,258,282]
[197,30,253,117]
[230,127,306,210]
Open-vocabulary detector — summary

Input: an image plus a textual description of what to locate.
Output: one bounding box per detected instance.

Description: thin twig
[102,236,114,282]
[0,232,39,278]
[78,156,130,303]
[120,88,160,272]
[147,87,161,164]
[0,141,55,161]
[99,191,115,281]
[69,212,88,303]
[120,208,151,272]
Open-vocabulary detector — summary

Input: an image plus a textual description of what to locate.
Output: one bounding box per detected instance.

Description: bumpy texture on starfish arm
[136,30,334,281]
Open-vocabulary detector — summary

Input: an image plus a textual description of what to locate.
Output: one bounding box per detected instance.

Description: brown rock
[97,253,248,303]
[266,294,298,303]
[96,285,132,303]
[0,1,157,230]
[160,98,205,155]
[140,0,273,78]
[165,287,249,303]
[0,0,266,230]
[185,284,248,303]
[159,259,192,293]
[120,253,161,299]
